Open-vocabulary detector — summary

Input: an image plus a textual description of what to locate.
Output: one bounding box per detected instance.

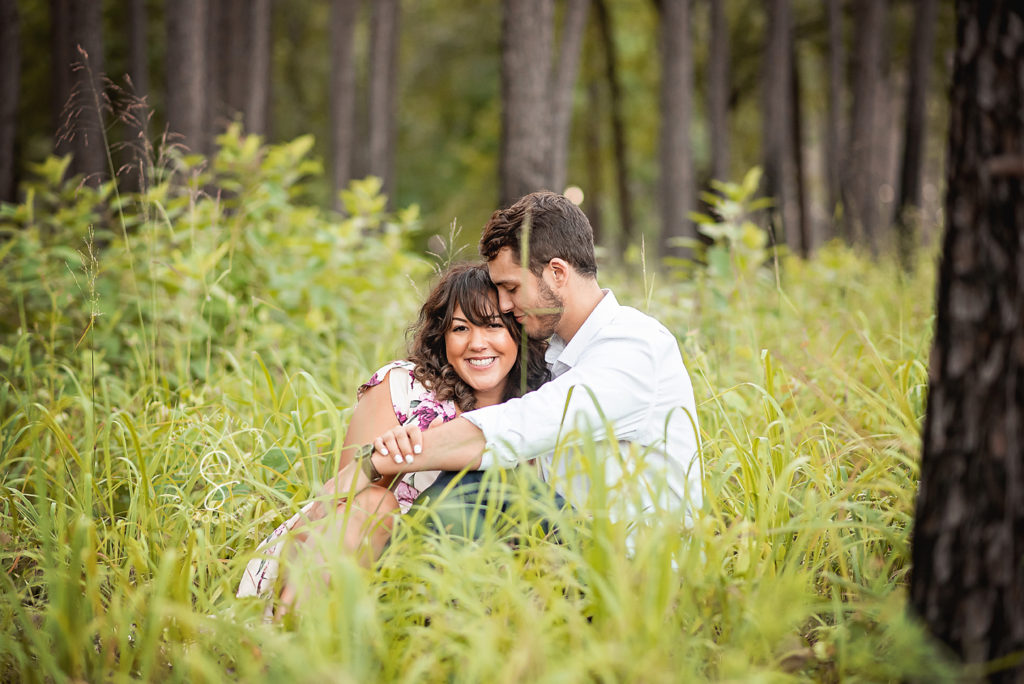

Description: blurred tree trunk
[124,0,149,191]
[845,0,886,255]
[550,0,590,194]
[167,0,209,155]
[244,0,272,137]
[0,0,19,202]
[911,2,1024,678]
[368,0,399,205]
[584,76,605,248]
[128,0,149,99]
[330,0,359,210]
[594,0,633,252]
[658,0,695,259]
[707,0,730,185]
[762,0,799,254]
[824,0,844,241]
[208,0,246,133]
[51,0,71,161]
[790,39,810,256]
[52,0,106,184]
[895,0,938,270]
[500,0,554,207]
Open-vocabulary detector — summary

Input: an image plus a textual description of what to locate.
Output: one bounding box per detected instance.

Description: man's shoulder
[604,303,675,342]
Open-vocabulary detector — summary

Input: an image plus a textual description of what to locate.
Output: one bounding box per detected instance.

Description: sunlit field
[0,132,958,682]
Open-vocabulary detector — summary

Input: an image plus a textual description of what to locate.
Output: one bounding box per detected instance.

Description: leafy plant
[0,141,956,681]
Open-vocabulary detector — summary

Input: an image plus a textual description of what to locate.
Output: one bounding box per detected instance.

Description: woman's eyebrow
[451,316,469,324]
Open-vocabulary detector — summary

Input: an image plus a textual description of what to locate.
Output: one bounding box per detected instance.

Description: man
[361,191,702,528]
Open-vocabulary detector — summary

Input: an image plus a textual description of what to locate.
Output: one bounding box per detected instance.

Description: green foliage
[0,145,958,681]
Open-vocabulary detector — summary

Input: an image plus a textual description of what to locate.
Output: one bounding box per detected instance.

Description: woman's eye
[452,325,468,333]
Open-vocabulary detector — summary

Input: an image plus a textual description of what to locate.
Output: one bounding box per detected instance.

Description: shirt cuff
[462,405,520,469]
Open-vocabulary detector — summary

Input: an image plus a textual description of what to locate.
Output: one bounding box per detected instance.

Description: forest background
[1,0,954,260]
[7,0,1015,682]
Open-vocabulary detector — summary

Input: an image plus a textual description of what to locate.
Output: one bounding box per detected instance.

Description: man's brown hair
[479,191,597,277]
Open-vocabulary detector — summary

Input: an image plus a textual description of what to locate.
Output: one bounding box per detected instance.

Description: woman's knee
[346,485,399,517]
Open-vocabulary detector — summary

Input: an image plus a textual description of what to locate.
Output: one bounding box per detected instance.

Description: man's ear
[547,258,571,287]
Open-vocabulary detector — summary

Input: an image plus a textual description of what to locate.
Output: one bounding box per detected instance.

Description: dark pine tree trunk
[123,0,149,191]
[52,0,106,183]
[594,0,634,252]
[658,0,695,260]
[0,0,19,202]
[584,76,605,248]
[911,1,1024,680]
[845,0,886,255]
[790,38,810,256]
[330,0,359,209]
[244,0,272,137]
[368,0,400,205]
[499,0,554,207]
[550,0,590,194]
[707,0,730,186]
[762,0,797,254]
[895,0,939,270]
[824,0,844,241]
[51,0,72,160]
[166,0,209,155]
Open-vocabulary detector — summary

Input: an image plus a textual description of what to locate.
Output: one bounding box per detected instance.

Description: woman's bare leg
[276,485,399,618]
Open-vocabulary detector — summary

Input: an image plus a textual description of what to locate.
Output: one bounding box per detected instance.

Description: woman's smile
[445,303,518,407]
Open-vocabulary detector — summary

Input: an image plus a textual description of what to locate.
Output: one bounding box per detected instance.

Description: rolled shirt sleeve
[464,333,656,469]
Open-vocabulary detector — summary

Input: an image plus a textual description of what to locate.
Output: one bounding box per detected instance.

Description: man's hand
[374,424,422,465]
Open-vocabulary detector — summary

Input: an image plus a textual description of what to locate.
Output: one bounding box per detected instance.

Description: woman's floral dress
[236,361,457,603]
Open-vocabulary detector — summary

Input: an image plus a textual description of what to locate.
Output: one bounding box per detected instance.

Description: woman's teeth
[468,357,496,367]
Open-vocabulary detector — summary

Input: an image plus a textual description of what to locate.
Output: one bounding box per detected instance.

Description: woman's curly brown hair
[408,263,549,412]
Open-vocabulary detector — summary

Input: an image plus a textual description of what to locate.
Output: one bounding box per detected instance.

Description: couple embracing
[238,190,702,612]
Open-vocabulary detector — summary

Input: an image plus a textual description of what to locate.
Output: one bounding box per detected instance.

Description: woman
[237,263,548,607]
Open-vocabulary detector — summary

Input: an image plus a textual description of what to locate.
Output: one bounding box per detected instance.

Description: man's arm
[371,416,486,476]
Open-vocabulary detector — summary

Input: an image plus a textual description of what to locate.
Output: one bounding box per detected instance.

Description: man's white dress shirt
[463,290,702,520]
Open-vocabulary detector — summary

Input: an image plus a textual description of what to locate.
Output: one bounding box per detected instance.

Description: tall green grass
[0,131,957,681]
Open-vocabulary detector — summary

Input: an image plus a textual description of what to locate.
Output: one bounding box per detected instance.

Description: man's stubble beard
[527,279,564,341]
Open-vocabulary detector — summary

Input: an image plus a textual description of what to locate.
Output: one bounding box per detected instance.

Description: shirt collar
[545,289,619,370]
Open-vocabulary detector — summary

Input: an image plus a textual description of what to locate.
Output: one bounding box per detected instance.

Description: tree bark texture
[911,2,1024,679]
[825,0,844,241]
[762,0,798,253]
[594,0,634,252]
[167,0,209,155]
[368,0,400,205]
[0,0,20,202]
[330,0,359,209]
[500,0,554,207]
[708,0,730,185]
[896,0,939,269]
[845,0,886,254]
[550,0,590,194]
[658,0,695,259]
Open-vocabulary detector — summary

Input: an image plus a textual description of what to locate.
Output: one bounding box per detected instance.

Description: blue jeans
[407,469,570,543]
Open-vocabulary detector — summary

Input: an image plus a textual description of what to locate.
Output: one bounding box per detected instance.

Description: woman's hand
[374,424,423,466]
